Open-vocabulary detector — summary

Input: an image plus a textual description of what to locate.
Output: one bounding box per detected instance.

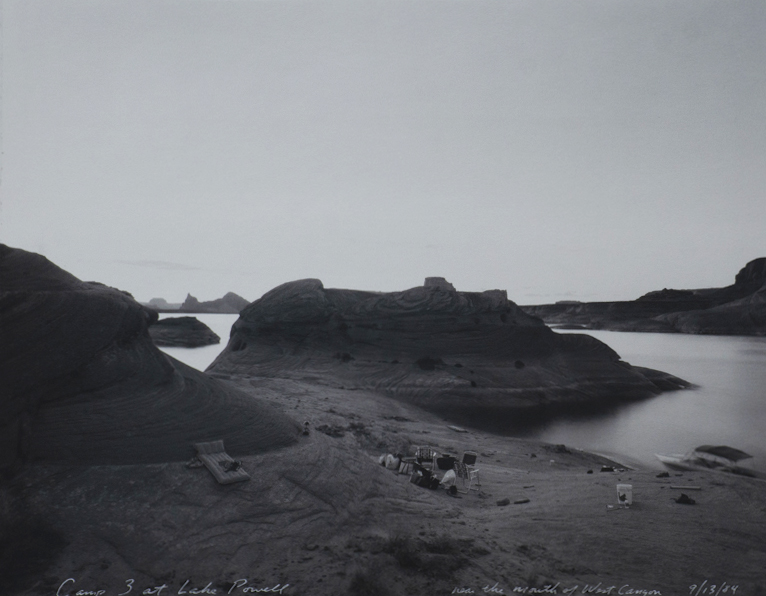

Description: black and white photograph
[1,1,765,595]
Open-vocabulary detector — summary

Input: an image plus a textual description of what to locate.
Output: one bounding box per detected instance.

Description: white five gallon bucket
[617,484,633,506]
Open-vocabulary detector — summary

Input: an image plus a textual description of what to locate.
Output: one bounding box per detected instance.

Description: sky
[1,0,764,305]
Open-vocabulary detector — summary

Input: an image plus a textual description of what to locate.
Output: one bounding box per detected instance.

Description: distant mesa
[208,276,689,427]
[142,292,249,314]
[0,244,299,472]
[522,258,766,336]
[149,316,221,348]
[144,297,183,310]
[179,292,250,314]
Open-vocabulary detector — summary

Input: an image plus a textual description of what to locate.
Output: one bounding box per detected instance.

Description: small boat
[656,445,757,477]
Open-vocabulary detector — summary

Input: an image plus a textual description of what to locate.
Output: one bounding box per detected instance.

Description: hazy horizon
[2,0,764,305]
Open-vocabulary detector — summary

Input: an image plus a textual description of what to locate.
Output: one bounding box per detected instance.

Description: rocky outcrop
[148,316,221,347]
[208,277,688,426]
[178,292,249,314]
[0,245,299,471]
[522,258,766,336]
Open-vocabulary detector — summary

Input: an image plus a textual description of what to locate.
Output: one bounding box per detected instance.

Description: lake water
[158,315,766,472]
[157,313,239,373]
[541,329,766,472]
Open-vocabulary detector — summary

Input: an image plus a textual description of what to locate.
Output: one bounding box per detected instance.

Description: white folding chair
[453,461,480,493]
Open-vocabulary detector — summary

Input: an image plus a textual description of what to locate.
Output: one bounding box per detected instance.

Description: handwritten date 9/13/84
[689,581,739,596]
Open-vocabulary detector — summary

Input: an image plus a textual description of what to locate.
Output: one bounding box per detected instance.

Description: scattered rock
[496,498,511,506]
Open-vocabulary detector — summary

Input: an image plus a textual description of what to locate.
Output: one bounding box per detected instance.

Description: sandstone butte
[207,276,689,427]
[521,258,766,335]
[7,245,766,596]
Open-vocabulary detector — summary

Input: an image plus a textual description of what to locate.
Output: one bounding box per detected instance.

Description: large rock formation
[522,258,766,335]
[148,315,221,347]
[208,277,688,425]
[0,245,299,471]
[178,291,249,313]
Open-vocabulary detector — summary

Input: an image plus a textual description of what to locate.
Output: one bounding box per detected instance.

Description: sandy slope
[5,377,765,596]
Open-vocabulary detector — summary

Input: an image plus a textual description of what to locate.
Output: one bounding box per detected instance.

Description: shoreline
[6,375,765,596]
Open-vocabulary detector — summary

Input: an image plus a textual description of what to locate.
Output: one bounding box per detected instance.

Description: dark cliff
[208,277,688,426]
[522,258,766,336]
[0,245,299,471]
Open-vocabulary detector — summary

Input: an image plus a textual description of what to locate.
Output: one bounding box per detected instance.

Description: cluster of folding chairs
[399,446,481,493]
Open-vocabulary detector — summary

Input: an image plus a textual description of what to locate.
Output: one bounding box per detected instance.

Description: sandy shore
[5,377,766,596]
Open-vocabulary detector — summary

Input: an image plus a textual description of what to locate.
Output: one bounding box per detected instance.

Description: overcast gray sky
[1,0,764,304]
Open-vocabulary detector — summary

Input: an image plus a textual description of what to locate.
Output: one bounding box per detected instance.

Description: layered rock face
[148,316,221,347]
[522,258,766,336]
[209,278,687,424]
[0,245,299,471]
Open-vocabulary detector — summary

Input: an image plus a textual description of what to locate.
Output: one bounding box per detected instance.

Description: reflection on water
[534,330,766,471]
[157,315,766,472]
[156,313,238,372]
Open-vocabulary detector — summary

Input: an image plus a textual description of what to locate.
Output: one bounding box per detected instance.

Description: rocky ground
[5,377,766,596]
[3,245,764,596]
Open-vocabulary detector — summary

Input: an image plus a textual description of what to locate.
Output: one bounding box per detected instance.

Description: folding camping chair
[453,461,480,493]
[462,451,478,466]
[460,450,480,488]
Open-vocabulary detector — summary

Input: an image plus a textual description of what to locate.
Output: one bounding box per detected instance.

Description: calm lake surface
[157,313,239,373]
[159,314,766,472]
[544,329,766,472]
